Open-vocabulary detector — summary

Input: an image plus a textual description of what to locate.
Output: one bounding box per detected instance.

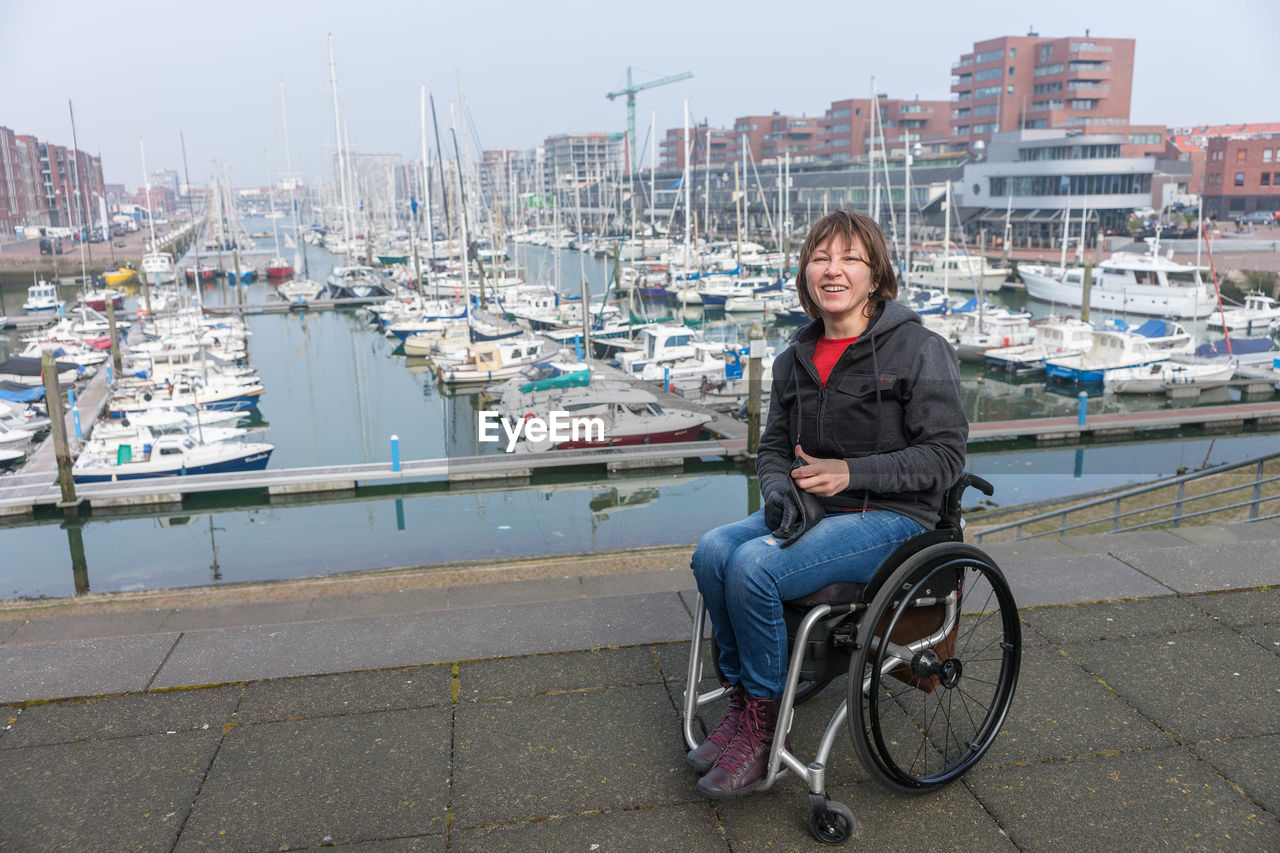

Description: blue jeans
[691,508,924,699]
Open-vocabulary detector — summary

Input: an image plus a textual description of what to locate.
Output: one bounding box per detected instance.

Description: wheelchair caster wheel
[808,800,854,845]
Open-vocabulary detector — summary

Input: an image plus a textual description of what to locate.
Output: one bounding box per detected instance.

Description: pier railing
[971,450,1280,543]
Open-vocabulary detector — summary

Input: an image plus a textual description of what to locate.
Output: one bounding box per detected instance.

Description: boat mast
[280,81,308,279]
[419,85,437,298]
[682,100,692,267]
[942,180,951,298]
[67,99,93,286]
[328,35,353,253]
[649,111,656,241]
[1059,196,1071,273]
[1002,194,1013,265]
[704,120,711,245]
[179,130,203,310]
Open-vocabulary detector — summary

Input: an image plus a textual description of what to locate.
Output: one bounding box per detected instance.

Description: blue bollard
[664,367,671,394]
[68,389,81,438]
[106,364,114,386]
[391,434,401,472]
[1077,391,1088,426]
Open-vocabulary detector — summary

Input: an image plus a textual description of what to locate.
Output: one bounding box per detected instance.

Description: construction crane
[607,67,692,173]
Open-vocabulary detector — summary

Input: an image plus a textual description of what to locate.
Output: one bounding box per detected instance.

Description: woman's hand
[790,445,850,497]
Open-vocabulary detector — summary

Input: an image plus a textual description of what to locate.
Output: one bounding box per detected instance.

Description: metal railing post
[1174,481,1185,528]
[1251,460,1264,521]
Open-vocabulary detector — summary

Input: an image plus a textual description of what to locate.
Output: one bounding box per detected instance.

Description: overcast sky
[2,0,1275,188]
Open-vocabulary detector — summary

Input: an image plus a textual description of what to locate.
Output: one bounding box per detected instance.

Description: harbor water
[1,220,1277,599]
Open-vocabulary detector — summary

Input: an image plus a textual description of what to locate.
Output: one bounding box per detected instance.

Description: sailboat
[264,163,293,280]
[139,139,177,286]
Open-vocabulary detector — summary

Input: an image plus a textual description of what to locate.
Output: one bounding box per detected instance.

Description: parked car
[1241,210,1277,225]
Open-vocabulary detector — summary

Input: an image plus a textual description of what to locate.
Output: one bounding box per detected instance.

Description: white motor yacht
[1022,248,1215,319]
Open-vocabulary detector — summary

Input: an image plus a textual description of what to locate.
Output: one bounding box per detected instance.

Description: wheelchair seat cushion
[786,581,867,608]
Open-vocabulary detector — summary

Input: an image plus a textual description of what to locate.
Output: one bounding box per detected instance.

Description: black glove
[775,456,827,548]
[764,489,797,534]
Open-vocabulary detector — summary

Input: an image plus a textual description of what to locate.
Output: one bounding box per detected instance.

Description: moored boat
[1044,319,1195,384]
[22,280,61,314]
[1206,291,1280,332]
[72,433,273,482]
[501,383,712,452]
[436,337,558,386]
[79,287,125,311]
[1021,249,1215,319]
[907,250,1007,293]
[983,315,1096,375]
[266,257,294,280]
[1104,357,1238,394]
[102,266,138,286]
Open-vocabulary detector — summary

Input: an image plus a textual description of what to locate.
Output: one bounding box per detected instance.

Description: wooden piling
[40,350,79,517]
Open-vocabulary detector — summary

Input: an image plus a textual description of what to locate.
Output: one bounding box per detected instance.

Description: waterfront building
[14,135,46,229]
[658,124,739,171]
[817,96,951,163]
[0,129,105,237]
[0,126,23,239]
[541,132,623,226]
[949,31,1135,153]
[543,133,623,186]
[661,114,825,170]
[151,168,180,200]
[1188,124,1280,219]
[953,127,1180,249]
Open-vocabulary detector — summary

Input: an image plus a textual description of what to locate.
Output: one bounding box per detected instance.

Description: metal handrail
[973,451,1280,543]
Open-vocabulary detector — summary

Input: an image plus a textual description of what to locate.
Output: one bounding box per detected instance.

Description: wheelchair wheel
[808,799,855,845]
[709,630,832,705]
[848,543,1020,795]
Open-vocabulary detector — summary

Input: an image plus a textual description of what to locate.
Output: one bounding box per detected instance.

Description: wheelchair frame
[681,474,1022,844]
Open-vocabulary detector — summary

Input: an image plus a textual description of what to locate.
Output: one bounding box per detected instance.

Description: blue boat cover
[1194,337,1275,357]
[0,382,46,403]
[1132,319,1170,338]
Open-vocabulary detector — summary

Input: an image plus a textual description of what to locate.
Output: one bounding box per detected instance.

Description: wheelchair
[682,473,1021,845]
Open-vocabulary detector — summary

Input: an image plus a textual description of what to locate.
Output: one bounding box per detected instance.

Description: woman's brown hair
[794,208,898,321]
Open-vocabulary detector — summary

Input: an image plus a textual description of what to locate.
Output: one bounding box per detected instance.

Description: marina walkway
[6,396,1280,516]
[0,521,1277,850]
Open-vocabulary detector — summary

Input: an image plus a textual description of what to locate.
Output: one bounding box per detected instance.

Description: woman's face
[805,232,875,331]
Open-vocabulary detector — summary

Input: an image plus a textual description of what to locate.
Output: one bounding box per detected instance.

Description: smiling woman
[684,208,968,800]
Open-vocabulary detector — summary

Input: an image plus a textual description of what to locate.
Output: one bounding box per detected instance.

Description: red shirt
[812,335,858,387]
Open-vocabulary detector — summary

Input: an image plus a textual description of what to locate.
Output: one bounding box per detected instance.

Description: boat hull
[1022,270,1214,319]
[73,447,273,482]
[553,423,706,449]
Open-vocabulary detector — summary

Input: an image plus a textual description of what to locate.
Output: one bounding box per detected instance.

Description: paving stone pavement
[0,523,1277,851]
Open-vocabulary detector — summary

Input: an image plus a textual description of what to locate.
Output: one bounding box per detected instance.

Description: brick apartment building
[949,32,1135,152]
[659,124,743,171]
[1200,130,1280,219]
[0,126,106,238]
[818,96,951,162]
[0,126,23,238]
[659,96,950,172]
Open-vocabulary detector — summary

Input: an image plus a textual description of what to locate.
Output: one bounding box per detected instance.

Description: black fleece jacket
[756,300,968,530]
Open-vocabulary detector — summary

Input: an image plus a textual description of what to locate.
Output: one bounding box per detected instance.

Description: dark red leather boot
[696,695,784,799]
[685,682,746,772]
